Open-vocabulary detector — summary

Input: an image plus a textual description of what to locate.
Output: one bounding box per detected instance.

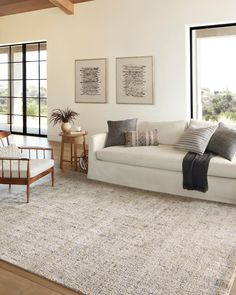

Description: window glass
[0,47,9,63]
[12,81,23,97]
[26,44,39,61]
[0,64,9,79]
[0,81,9,97]
[11,45,22,62]
[0,42,47,135]
[26,61,39,79]
[12,115,23,133]
[12,98,23,115]
[12,63,22,79]
[40,43,47,60]
[27,80,39,97]
[192,27,236,124]
[27,98,39,116]
[0,98,8,114]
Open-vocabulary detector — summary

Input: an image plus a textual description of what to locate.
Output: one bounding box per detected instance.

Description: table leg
[83,135,86,155]
[60,139,64,169]
[70,144,73,166]
[74,143,77,171]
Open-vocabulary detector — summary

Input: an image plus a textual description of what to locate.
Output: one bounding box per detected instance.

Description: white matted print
[116,56,154,104]
[75,58,107,103]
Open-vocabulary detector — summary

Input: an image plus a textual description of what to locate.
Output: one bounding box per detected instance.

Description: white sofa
[88,120,236,205]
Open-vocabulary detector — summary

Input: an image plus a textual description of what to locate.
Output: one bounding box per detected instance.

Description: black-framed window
[190,23,236,124]
[0,41,47,136]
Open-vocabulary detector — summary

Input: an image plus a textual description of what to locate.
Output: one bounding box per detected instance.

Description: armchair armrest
[18,147,54,160]
[0,157,29,161]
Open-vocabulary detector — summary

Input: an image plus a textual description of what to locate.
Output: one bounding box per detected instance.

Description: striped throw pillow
[175,125,217,155]
[125,130,159,147]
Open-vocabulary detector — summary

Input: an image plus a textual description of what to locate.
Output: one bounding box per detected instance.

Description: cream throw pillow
[125,130,159,147]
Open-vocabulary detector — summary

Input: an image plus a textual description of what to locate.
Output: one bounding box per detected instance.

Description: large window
[0,41,47,136]
[190,25,236,124]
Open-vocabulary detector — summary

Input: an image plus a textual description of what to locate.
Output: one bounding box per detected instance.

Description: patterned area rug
[0,172,236,295]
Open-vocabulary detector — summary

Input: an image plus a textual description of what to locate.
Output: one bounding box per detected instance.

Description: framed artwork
[75,58,107,103]
[116,56,154,104]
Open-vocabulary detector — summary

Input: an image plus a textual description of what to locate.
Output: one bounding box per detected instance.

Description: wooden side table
[60,131,88,171]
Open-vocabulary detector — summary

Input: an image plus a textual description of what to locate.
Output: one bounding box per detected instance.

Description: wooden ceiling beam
[0,0,53,17]
[49,0,74,15]
[0,0,93,17]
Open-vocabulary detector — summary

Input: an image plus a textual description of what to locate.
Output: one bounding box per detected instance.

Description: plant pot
[61,122,71,133]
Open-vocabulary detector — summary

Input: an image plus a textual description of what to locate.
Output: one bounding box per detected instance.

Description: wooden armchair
[0,131,10,147]
[0,132,54,203]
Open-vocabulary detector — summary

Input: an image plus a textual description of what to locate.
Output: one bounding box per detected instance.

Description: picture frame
[75,58,107,103]
[116,56,154,104]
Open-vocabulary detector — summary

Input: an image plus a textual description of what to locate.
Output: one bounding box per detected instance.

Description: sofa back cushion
[138,120,188,145]
[189,119,217,128]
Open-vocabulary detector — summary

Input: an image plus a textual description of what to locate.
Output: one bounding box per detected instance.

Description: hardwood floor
[0,260,83,295]
[232,281,236,295]
[0,135,236,295]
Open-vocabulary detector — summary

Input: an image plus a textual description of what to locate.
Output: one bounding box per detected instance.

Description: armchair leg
[27,184,30,203]
[51,168,54,187]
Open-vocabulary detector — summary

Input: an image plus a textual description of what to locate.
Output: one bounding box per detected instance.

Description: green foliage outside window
[0,85,47,116]
[202,89,236,123]
[0,98,7,114]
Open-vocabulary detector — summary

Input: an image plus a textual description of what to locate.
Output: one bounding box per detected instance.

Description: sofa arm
[89,133,107,160]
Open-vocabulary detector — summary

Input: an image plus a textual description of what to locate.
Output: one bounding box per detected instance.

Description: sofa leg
[9,184,11,191]
[27,184,30,203]
[51,168,54,187]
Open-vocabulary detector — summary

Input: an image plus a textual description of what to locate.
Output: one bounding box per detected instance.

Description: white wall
[0,0,236,140]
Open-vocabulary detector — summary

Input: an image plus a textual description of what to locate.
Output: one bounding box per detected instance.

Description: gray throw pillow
[175,125,217,155]
[207,122,236,161]
[105,118,137,147]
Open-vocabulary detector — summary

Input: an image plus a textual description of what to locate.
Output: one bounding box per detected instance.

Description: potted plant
[50,107,79,133]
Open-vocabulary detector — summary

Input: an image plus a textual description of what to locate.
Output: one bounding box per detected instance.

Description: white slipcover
[96,145,236,179]
[88,131,236,205]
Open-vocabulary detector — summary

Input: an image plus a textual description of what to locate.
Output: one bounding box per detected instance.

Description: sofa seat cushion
[0,159,54,178]
[96,145,236,179]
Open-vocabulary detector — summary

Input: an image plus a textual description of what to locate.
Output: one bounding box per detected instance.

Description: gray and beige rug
[0,172,236,295]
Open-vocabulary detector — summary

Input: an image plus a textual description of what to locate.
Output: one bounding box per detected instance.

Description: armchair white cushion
[0,144,21,158]
[0,159,54,178]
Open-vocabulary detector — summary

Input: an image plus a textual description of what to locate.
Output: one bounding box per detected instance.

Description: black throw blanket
[182,152,215,193]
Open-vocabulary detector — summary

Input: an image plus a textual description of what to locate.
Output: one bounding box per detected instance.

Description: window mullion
[9,46,12,132]
[38,42,41,136]
[22,44,27,135]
